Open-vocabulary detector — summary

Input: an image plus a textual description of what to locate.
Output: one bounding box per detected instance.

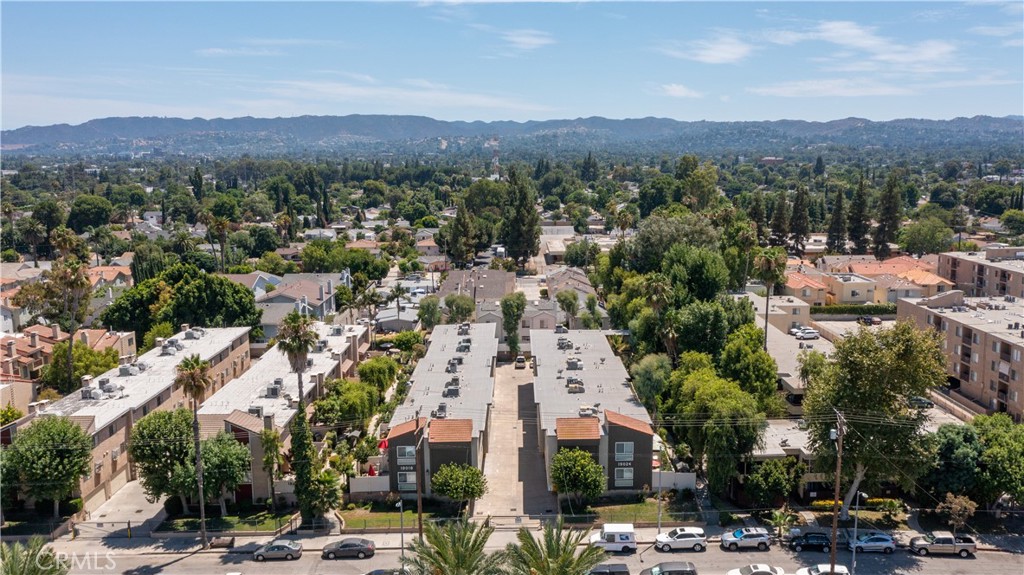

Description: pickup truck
[909,531,977,557]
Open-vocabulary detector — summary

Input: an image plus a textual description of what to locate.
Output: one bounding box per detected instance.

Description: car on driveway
[908,395,935,409]
[656,527,707,552]
[795,328,820,340]
[725,564,784,575]
[789,325,807,336]
[515,355,527,369]
[253,539,302,561]
[323,537,376,559]
[795,564,850,575]
[848,532,895,554]
[788,532,832,553]
[721,527,772,551]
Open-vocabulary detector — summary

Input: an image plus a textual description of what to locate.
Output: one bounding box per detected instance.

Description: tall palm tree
[389,284,410,322]
[752,246,788,351]
[277,311,319,404]
[259,428,284,512]
[211,216,231,271]
[505,517,606,575]
[15,216,46,268]
[175,353,213,549]
[51,258,91,394]
[49,225,80,259]
[402,520,505,575]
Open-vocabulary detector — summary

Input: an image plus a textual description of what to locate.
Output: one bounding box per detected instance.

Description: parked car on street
[788,532,832,553]
[363,570,409,575]
[323,537,376,559]
[639,562,698,575]
[848,532,895,554]
[908,395,935,409]
[721,527,772,551]
[253,539,302,561]
[909,531,977,557]
[590,564,631,575]
[725,564,784,575]
[795,564,850,575]
[656,527,707,552]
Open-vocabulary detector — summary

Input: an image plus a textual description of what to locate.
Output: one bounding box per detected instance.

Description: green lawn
[338,508,442,530]
[565,498,701,524]
[158,510,295,533]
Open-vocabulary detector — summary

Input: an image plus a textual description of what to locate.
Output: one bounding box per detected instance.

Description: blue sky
[2,1,1022,129]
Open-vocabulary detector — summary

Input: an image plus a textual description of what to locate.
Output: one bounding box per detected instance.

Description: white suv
[721,527,772,551]
[795,329,820,340]
[655,527,707,552]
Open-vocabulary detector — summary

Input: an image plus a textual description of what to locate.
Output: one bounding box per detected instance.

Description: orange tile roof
[387,417,426,440]
[604,410,653,435]
[897,268,954,287]
[428,419,474,443]
[785,272,827,291]
[556,417,601,441]
[86,266,131,287]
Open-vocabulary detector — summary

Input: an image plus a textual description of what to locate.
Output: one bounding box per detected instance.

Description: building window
[397,472,416,491]
[614,467,634,487]
[397,446,415,465]
[615,442,634,462]
[993,341,998,352]
[108,424,117,438]
[792,309,800,315]
[851,290,860,297]
[990,381,997,391]
[1012,391,1019,402]
[971,371,977,382]
[1014,349,1021,362]
[802,288,810,297]
[539,320,547,329]
[973,353,979,364]
[956,326,962,337]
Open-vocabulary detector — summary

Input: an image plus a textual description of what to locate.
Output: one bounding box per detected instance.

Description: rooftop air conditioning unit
[184,330,197,339]
[248,406,264,418]
[274,378,284,386]
[332,326,343,336]
[306,358,314,368]
[135,362,148,372]
[119,365,132,377]
[266,385,280,398]
[98,377,111,387]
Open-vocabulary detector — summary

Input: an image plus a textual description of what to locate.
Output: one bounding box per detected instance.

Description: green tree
[767,507,799,539]
[276,311,319,522]
[402,520,505,575]
[718,323,778,409]
[848,177,872,255]
[564,238,600,269]
[972,413,1024,507]
[500,291,527,355]
[313,379,378,428]
[0,536,70,575]
[202,432,253,516]
[935,493,977,536]
[306,468,342,520]
[14,216,46,267]
[745,457,800,508]
[504,517,607,575]
[39,342,118,395]
[499,166,541,267]
[676,369,764,495]
[749,189,768,244]
[803,321,947,518]
[629,353,671,409]
[393,330,423,352]
[8,416,92,518]
[67,194,113,233]
[444,200,477,266]
[661,244,729,303]
[873,173,905,259]
[357,355,400,393]
[130,243,173,284]
[555,290,580,329]
[431,463,488,514]
[550,447,605,510]
[683,161,719,211]
[418,295,442,329]
[921,424,984,501]
[0,403,23,426]
[769,191,790,247]
[141,322,176,353]
[898,218,953,256]
[259,428,284,511]
[752,247,787,350]
[128,408,195,511]
[826,189,847,254]
[789,187,811,255]
[445,293,475,323]
[999,209,1024,236]
[176,354,212,547]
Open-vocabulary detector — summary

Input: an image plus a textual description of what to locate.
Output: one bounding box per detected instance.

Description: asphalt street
[63,544,1023,575]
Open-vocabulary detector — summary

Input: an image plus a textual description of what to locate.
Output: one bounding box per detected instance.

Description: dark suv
[789,532,832,553]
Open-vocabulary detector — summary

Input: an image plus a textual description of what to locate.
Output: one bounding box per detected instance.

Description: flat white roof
[198,324,362,429]
[42,327,251,431]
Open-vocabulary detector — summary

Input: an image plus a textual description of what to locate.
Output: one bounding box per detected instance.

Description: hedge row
[808,498,901,511]
[809,304,897,316]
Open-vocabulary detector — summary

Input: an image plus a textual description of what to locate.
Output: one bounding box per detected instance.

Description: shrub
[810,499,841,511]
[720,511,740,527]
[346,502,357,511]
[680,488,695,502]
[164,496,184,516]
[61,498,84,516]
[809,303,896,316]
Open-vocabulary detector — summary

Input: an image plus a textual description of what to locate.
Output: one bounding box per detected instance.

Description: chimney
[294,300,302,313]
[30,332,38,348]
[181,323,190,333]
[263,414,274,430]
[327,279,334,295]
[5,341,14,356]
[51,325,59,339]
[107,287,113,299]
[80,331,89,346]
[81,374,94,388]
[319,285,325,301]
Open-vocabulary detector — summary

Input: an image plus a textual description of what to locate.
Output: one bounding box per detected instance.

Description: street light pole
[396,500,405,563]
[655,405,663,535]
[828,410,846,575]
[852,491,866,575]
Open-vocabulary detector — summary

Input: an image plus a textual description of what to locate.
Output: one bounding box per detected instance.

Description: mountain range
[3,114,1022,158]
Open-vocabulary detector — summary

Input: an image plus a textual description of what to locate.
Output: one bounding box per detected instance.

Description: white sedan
[796,565,851,575]
[726,565,785,575]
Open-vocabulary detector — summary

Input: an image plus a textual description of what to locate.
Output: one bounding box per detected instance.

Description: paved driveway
[474,363,557,522]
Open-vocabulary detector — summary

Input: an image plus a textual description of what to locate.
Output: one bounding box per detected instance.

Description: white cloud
[501,29,555,51]
[242,38,344,47]
[748,78,914,98]
[661,84,703,98]
[1004,38,1024,47]
[195,47,282,57]
[968,24,1019,36]
[660,33,753,64]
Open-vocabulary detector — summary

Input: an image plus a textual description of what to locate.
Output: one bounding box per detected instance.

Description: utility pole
[655,404,663,534]
[828,410,846,575]
[415,409,425,541]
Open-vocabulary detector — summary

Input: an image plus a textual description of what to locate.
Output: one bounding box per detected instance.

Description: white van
[589,523,637,553]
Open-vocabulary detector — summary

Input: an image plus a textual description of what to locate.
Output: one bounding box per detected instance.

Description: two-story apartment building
[27,326,252,512]
[197,323,366,504]
[783,272,828,307]
[897,290,1022,422]
[381,323,498,498]
[531,329,654,495]
[823,273,876,305]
